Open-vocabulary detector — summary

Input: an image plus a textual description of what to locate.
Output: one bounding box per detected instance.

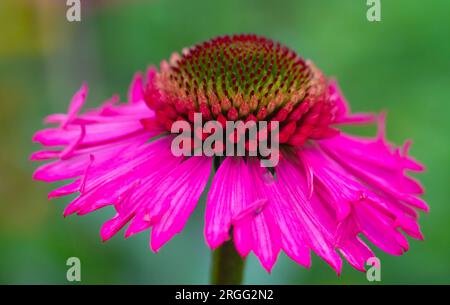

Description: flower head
[32,34,428,273]
[150,35,340,147]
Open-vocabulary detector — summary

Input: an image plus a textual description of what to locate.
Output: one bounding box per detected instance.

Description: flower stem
[211,158,245,284]
[211,239,245,285]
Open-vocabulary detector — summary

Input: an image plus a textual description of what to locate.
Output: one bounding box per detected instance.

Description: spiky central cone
[145,34,339,147]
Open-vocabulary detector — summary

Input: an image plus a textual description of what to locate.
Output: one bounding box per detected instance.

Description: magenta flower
[32,34,427,276]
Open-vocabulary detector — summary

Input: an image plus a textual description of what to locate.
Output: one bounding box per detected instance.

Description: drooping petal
[231,159,281,272]
[275,155,343,273]
[33,120,146,147]
[353,202,404,255]
[33,133,149,182]
[302,146,422,260]
[97,148,183,240]
[150,157,212,251]
[334,217,374,272]
[261,175,312,268]
[205,157,259,249]
[63,137,174,216]
[319,134,429,212]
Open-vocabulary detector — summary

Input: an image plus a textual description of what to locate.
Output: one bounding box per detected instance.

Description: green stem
[210,239,245,285]
[210,158,245,284]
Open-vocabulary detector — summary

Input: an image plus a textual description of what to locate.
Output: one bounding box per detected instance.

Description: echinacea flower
[32,34,428,275]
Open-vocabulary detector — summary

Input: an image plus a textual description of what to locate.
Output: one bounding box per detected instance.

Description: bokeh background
[1,0,449,284]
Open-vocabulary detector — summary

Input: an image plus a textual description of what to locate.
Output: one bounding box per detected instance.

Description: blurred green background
[1,0,449,284]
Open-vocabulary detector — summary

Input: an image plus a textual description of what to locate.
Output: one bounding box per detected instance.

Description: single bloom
[32,34,428,273]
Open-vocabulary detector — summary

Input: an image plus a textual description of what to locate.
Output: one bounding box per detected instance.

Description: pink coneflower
[32,34,427,281]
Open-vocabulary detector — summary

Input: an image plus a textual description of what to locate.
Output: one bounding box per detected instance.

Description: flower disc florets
[145,34,340,147]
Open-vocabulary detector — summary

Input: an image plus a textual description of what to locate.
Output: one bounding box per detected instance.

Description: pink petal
[204,157,269,252]
[63,137,174,217]
[205,157,251,249]
[150,157,212,251]
[353,202,404,255]
[62,83,88,128]
[262,177,311,268]
[275,156,343,273]
[128,73,144,103]
[33,133,148,182]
